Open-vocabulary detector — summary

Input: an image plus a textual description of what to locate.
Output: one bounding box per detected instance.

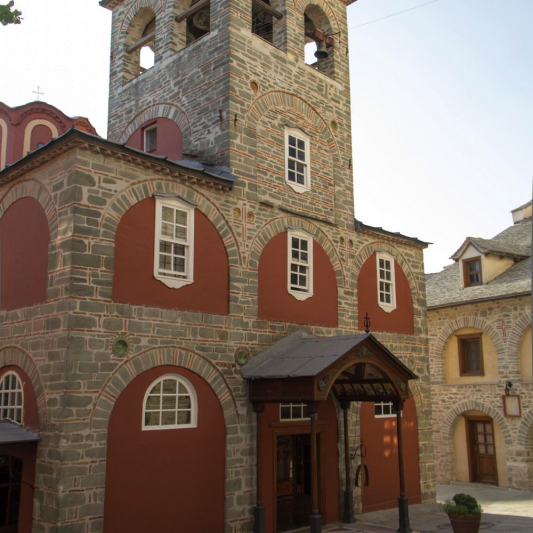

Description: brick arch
[0,179,58,240]
[350,241,419,301]
[507,312,531,356]
[294,0,340,32]
[248,215,345,287]
[120,0,164,33]
[442,399,512,444]
[89,346,239,431]
[100,178,242,266]
[244,91,341,168]
[0,346,47,426]
[433,316,505,360]
[517,410,533,447]
[117,102,192,152]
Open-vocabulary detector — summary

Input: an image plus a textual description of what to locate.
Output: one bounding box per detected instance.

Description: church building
[0,1,434,532]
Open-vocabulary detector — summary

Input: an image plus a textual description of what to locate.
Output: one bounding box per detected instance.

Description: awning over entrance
[0,420,39,444]
[242,330,418,405]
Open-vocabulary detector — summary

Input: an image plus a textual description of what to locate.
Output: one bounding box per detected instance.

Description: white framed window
[280,403,310,421]
[284,127,311,193]
[287,229,313,301]
[142,374,197,430]
[0,372,23,424]
[144,124,157,153]
[376,252,396,312]
[374,401,396,418]
[154,196,194,289]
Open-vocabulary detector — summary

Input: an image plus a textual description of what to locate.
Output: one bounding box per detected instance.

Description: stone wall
[429,296,532,490]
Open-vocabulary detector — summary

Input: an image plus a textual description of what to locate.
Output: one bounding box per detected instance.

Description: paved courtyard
[319,482,533,533]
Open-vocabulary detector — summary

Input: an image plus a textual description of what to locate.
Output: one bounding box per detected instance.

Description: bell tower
[103,0,356,227]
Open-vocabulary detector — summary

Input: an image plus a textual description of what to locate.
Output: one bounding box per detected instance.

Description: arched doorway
[102,365,225,533]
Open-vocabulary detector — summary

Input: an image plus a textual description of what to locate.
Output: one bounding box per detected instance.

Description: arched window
[175,0,210,49]
[0,372,23,424]
[142,374,197,429]
[304,6,335,77]
[124,8,157,83]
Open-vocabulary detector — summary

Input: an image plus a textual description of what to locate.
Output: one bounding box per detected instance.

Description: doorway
[468,418,498,484]
[0,455,22,533]
[276,434,321,532]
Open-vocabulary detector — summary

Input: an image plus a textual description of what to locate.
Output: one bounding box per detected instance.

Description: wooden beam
[175,0,210,23]
[127,31,155,54]
[252,0,283,20]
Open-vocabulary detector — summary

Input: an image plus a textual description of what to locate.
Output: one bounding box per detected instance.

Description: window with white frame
[374,401,396,418]
[287,229,313,301]
[0,372,23,424]
[280,403,310,421]
[376,252,396,312]
[285,128,311,193]
[154,196,195,289]
[144,124,157,153]
[143,374,197,430]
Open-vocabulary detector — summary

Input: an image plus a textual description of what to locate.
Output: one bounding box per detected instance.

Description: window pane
[145,411,160,426]
[175,210,187,226]
[175,226,187,241]
[146,396,161,410]
[465,339,481,371]
[178,382,188,394]
[177,411,191,424]
[289,136,296,147]
[280,405,291,419]
[162,207,173,222]
[161,411,176,426]
[162,379,176,394]
[161,223,173,237]
[178,396,191,409]
[162,396,176,409]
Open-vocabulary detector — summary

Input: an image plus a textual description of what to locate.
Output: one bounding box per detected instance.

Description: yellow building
[427,201,532,489]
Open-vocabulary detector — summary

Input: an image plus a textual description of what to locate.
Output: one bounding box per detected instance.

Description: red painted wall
[0,101,97,165]
[360,395,421,512]
[30,124,53,151]
[258,233,337,327]
[0,198,49,310]
[113,197,229,314]
[125,118,183,161]
[103,365,225,533]
[357,253,414,334]
[0,366,40,533]
[260,397,340,533]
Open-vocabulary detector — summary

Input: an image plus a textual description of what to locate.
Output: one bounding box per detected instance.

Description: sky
[1,0,531,273]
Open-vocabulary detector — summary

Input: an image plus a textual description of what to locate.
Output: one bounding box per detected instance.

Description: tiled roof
[427,218,531,308]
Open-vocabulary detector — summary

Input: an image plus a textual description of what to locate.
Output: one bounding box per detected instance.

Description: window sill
[378,303,396,313]
[286,181,310,194]
[142,422,197,431]
[289,289,313,301]
[155,275,193,289]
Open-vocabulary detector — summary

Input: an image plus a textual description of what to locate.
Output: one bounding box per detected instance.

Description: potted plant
[442,493,483,533]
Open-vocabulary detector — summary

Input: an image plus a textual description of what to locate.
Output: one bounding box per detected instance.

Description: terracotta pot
[447,514,481,533]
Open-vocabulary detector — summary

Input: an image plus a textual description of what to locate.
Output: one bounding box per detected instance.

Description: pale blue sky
[1,0,531,273]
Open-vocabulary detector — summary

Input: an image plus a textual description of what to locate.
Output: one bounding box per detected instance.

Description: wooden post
[308,402,322,533]
[254,403,265,533]
[395,400,412,533]
[341,402,356,523]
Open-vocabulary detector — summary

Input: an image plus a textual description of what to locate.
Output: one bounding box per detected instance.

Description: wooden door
[468,419,498,484]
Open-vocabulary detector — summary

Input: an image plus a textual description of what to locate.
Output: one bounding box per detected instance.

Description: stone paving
[314,483,533,533]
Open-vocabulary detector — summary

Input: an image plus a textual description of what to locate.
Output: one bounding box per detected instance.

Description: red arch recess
[103,365,225,533]
[30,124,53,151]
[0,197,49,310]
[113,197,229,314]
[360,393,421,512]
[357,253,414,334]
[258,232,338,326]
[125,117,183,161]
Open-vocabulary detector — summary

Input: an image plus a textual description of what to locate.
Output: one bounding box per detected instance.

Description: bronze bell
[314,40,329,60]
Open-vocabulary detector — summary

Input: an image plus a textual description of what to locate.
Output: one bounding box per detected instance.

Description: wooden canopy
[242,331,418,405]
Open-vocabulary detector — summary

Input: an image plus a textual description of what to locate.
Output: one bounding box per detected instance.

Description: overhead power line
[348,0,442,31]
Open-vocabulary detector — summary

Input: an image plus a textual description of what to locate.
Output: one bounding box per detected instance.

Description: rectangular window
[285,128,310,193]
[154,197,194,289]
[280,403,310,421]
[374,401,396,418]
[458,333,484,376]
[287,230,313,300]
[463,257,482,287]
[376,252,396,311]
[144,125,157,153]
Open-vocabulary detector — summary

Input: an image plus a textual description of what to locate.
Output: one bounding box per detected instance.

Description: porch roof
[0,420,40,444]
[242,331,418,404]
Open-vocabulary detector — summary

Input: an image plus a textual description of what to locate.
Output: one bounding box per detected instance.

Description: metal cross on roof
[32,86,44,101]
